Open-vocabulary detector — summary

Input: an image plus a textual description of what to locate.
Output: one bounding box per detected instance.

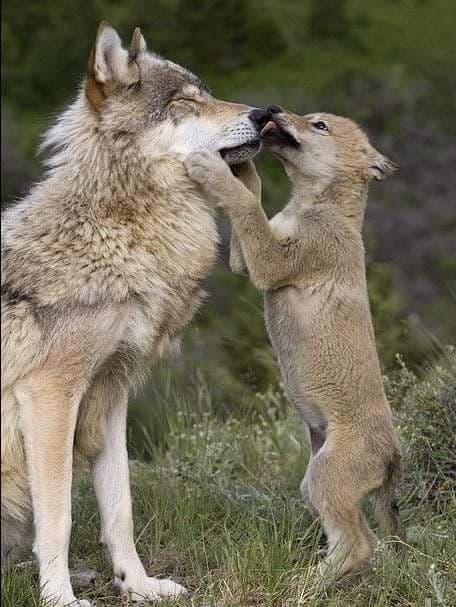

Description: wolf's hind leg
[90,371,187,601]
[1,389,33,567]
[15,371,90,607]
[1,510,33,568]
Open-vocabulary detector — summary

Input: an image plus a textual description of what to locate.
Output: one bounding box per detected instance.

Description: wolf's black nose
[266,105,283,115]
[249,108,270,128]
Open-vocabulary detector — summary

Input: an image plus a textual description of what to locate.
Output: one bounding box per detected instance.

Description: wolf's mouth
[220,139,261,165]
[261,120,300,149]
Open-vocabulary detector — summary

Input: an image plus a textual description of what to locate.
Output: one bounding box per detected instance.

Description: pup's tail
[374,449,405,548]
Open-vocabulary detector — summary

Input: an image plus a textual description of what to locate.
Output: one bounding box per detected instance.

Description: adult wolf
[1,21,269,605]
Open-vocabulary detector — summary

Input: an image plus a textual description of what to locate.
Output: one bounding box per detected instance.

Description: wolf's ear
[86,21,140,111]
[370,153,399,180]
[129,27,147,60]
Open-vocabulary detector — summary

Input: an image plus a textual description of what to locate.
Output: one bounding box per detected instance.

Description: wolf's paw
[42,594,91,607]
[184,151,230,187]
[116,575,188,602]
[41,582,91,607]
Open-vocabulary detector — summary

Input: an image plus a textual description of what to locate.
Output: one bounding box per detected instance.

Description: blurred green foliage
[2,0,455,407]
[3,0,456,144]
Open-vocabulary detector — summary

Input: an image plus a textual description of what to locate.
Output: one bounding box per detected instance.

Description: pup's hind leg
[15,370,90,607]
[319,504,376,582]
[300,423,327,518]
[89,370,187,601]
[300,460,317,516]
[308,445,378,581]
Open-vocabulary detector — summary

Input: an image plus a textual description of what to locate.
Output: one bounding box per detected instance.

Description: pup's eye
[312,121,329,131]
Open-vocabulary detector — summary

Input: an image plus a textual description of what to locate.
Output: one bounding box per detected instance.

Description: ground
[2,359,455,607]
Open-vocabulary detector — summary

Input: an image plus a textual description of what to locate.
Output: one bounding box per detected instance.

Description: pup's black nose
[266,105,283,115]
[249,108,270,128]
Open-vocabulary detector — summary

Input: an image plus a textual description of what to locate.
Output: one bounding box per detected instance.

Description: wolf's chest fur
[2,167,218,361]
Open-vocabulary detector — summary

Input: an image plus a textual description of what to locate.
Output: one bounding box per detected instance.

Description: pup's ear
[86,21,140,111]
[129,27,147,60]
[370,153,399,180]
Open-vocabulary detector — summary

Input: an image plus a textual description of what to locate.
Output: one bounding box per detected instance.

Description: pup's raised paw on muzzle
[184,151,231,187]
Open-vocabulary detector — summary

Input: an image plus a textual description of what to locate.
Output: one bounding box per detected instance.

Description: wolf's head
[84,21,268,164]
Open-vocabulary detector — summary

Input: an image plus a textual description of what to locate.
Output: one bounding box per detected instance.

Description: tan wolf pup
[1,21,268,606]
[184,107,404,581]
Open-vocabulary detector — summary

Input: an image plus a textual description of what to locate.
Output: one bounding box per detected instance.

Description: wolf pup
[1,21,267,605]
[185,108,404,582]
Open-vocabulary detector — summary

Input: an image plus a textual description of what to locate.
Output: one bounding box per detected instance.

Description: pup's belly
[264,286,329,428]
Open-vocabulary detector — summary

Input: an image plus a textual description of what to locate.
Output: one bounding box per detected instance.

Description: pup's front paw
[184,151,231,187]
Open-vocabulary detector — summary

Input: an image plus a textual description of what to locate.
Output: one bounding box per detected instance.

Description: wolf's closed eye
[171,96,201,107]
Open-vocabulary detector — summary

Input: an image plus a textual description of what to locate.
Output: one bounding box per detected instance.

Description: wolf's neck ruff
[41,94,154,202]
[4,89,219,313]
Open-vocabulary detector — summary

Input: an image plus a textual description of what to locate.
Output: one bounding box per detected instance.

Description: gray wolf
[184,107,404,582]
[1,21,266,605]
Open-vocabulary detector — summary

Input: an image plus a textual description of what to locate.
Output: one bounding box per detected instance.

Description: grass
[2,360,455,607]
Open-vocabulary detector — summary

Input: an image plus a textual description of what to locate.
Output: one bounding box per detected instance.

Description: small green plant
[386,347,456,509]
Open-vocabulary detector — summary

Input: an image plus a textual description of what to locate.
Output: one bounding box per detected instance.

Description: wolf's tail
[374,449,405,547]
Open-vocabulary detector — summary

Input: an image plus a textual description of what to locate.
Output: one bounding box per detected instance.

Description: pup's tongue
[261,120,278,136]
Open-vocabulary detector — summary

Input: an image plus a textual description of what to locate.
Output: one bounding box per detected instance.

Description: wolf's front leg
[15,371,90,607]
[91,377,187,602]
